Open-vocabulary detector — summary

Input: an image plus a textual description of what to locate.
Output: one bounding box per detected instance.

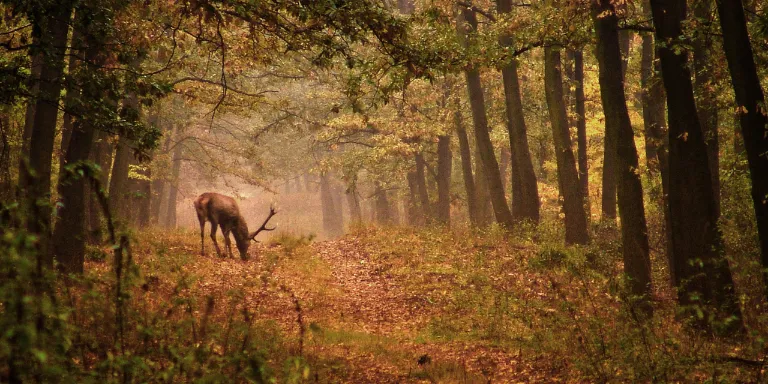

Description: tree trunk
[436,135,452,225]
[20,4,73,265]
[650,0,741,332]
[640,0,673,279]
[497,0,541,224]
[87,131,111,243]
[0,111,11,200]
[544,47,589,245]
[459,7,514,228]
[108,135,132,222]
[374,182,391,224]
[58,21,86,173]
[406,171,423,225]
[17,51,42,199]
[455,109,478,226]
[52,108,97,274]
[415,152,432,222]
[693,0,720,218]
[716,0,768,302]
[498,146,509,195]
[320,172,342,237]
[165,131,183,228]
[346,183,362,224]
[574,50,590,216]
[593,0,653,315]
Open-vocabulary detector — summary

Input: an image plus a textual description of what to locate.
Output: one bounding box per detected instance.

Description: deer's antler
[250,205,278,240]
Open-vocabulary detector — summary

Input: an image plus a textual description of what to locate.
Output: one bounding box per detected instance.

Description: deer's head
[238,206,278,259]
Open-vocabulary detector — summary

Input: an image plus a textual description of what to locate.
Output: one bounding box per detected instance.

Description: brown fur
[194,192,252,260]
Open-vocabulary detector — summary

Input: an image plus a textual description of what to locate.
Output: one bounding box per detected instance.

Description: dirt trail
[187,236,562,382]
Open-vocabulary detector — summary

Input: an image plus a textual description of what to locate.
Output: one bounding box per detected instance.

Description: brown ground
[162,233,567,383]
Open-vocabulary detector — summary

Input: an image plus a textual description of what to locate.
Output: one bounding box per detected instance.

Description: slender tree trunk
[0,111,11,200]
[87,131,107,243]
[108,136,131,222]
[498,146,509,195]
[601,119,618,220]
[456,109,478,226]
[693,0,720,217]
[474,144,493,225]
[544,47,589,245]
[497,0,541,224]
[593,0,653,315]
[17,51,42,199]
[436,135,452,225]
[346,183,362,224]
[374,182,391,224]
[459,7,514,228]
[406,171,423,225]
[716,0,768,302]
[640,0,673,279]
[165,131,183,228]
[20,4,73,265]
[650,0,741,332]
[320,172,342,237]
[574,51,590,216]
[58,21,86,172]
[415,152,432,221]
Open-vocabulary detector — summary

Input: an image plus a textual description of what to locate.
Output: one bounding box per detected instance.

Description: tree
[458,6,514,228]
[715,0,768,301]
[52,3,114,274]
[649,0,741,331]
[640,0,672,279]
[435,134,452,225]
[19,1,75,265]
[592,0,652,314]
[573,50,590,215]
[543,46,589,245]
[692,0,720,217]
[455,105,478,226]
[496,0,540,224]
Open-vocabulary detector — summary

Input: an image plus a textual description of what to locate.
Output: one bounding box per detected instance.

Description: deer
[193,192,277,260]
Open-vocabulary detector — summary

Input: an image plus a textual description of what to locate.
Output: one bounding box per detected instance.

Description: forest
[1,0,768,382]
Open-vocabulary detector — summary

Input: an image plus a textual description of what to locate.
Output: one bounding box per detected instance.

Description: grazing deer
[193,192,277,260]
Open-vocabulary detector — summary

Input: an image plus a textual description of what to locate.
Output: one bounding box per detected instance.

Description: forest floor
[125,226,574,383]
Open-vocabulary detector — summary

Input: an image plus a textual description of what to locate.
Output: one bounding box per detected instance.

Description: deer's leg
[223,228,234,258]
[210,223,223,257]
[198,217,206,255]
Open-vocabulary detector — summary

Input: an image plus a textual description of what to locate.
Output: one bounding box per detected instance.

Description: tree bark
[20,4,73,265]
[693,0,720,218]
[459,7,514,228]
[455,109,478,227]
[640,0,673,279]
[374,182,391,224]
[544,47,589,245]
[415,152,432,222]
[17,51,42,199]
[593,0,653,315]
[650,0,741,331]
[346,182,362,224]
[87,130,111,243]
[497,0,541,224]
[320,172,342,237]
[165,130,183,228]
[716,0,768,302]
[574,50,590,216]
[58,27,84,172]
[436,135,452,225]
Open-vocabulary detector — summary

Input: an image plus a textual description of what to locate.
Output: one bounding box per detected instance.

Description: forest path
[231,235,563,383]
